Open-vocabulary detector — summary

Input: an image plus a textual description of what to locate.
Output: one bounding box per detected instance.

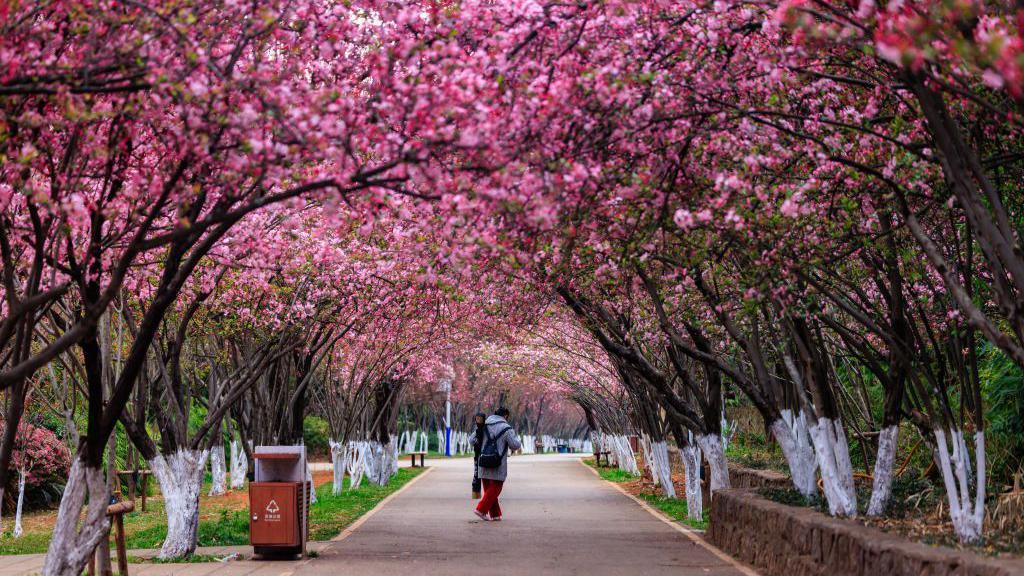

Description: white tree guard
[418,431,428,453]
[208,445,227,496]
[612,435,640,476]
[42,460,110,576]
[771,410,818,498]
[520,435,536,454]
[330,440,348,495]
[640,435,656,486]
[306,461,317,504]
[721,409,737,451]
[867,424,898,516]
[348,441,366,489]
[13,468,25,538]
[229,440,248,490]
[149,449,210,559]
[651,441,675,498]
[681,441,703,520]
[808,417,857,517]
[697,433,730,496]
[935,428,986,543]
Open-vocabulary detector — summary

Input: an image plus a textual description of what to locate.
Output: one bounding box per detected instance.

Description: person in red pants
[474,407,521,521]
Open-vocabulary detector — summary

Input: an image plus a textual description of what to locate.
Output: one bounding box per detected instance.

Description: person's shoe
[474,509,490,521]
[490,515,502,522]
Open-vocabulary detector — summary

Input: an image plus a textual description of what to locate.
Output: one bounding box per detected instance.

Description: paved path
[2,455,755,575]
[300,454,753,576]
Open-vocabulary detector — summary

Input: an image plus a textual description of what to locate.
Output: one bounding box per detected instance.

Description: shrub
[303,416,330,458]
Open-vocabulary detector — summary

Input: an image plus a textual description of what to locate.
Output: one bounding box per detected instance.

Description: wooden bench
[116,469,152,511]
[594,451,611,467]
[88,500,135,576]
[409,452,427,467]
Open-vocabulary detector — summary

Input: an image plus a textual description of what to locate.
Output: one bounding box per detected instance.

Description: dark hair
[494,407,510,419]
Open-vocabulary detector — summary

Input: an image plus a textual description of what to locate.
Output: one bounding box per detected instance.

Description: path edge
[578,459,760,576]
[330,466,435,542]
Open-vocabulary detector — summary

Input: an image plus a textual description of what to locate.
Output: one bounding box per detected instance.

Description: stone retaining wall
[707,489,1024,576]
[727,465,789,491]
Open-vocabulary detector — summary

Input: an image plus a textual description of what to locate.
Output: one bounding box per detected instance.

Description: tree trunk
[208,445,227,496]
[331,440,349,495]
[770,410,818,498]
[867,424,899,516]
[680,443,703,521]
[229,439,247,490]
[42,458,110,576]
[696,433,730,497]
[934,428,985,543]
[808,417,857,517]
[13,468,25,538]
[650,440,675,498]
[149,449,209,559]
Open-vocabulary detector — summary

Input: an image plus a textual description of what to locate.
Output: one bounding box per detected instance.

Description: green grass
[584,458,639,483]
[638,493,709,531]
[585,458,708,530]
[0,530,54,556]
[308,468,422,541]
[0,469,424,556]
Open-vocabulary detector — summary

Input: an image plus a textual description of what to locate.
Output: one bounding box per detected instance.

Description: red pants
[475,478,504,518]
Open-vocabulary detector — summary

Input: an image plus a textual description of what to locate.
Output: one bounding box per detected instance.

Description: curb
[331,466,435,542]
[578,459,760,576]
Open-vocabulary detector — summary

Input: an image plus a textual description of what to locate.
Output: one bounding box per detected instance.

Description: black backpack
[478,425,511,469]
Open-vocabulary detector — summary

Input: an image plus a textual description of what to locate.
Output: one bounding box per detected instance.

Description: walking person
[471,412,486,499]
[474,407,521,522]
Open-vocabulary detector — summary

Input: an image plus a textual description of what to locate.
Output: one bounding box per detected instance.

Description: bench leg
[115,514,128,576]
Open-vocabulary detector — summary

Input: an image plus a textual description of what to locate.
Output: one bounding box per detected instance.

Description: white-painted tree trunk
[613,435,640,476]
[681,442,703,520]
[867,424,898,516]
[149,449,210,559]
[208,445,227,496]
[650,441,675,498]
[770,410,818,498]
[640,435,656,485]
[13,469,26,538]
[228,436,241,485]
[808,417,857,517]
[229,440,247,490]
[348,442,366,489]
[330,440,348,495]
[42,459,110,576]
[696,433,730,497]
[934,428,985,543]
[305,461,318,504]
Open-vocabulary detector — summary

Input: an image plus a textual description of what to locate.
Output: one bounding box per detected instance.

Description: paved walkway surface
[2,454,755,575]
[299,454,753,576]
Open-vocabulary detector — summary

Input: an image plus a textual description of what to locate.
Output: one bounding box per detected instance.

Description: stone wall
[728,465,789,491]
[708,489,1024,576]
[704,464,791,506]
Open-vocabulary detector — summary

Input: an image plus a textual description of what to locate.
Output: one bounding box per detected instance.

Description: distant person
[471,412,486,499]
[473,407,521,522]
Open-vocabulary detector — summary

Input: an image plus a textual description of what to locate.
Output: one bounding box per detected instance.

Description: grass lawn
[584,458,708,530]
[0,468,423,556]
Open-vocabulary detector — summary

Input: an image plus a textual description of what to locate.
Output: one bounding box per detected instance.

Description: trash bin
[250,446,309,559]
[557,444,568,453]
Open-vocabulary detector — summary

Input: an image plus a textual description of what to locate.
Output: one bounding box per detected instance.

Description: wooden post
[106,500,134,576]
[140,473,148,512]
[114,513,128,576]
